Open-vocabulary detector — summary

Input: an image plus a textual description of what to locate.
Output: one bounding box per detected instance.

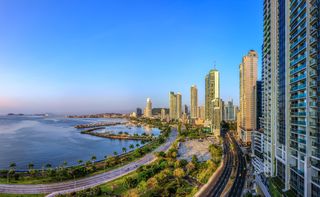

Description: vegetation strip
[0,119,170,185]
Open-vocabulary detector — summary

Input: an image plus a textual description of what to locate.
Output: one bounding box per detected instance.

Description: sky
[0,0,263,115]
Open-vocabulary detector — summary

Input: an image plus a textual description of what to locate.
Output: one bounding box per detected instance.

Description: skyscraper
[261,1,320,196]
[239,50,258,145]
[169,92,177,120]
[190,85,198,119]
[145,98,152,118]
[169,91,182,120]
[176,92,182,119]
[223,99,236,121]
[197,105,205,120]
[136,108,142,117]
[184,104,189,115]
[205,69,221,135]
[205,69,220,121]
[160,108,166,120]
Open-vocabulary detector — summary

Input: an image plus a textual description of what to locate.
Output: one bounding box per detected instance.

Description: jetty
[75,122,124,129]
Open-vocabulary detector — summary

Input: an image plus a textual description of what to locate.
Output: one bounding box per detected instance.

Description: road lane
[0,130,177,196]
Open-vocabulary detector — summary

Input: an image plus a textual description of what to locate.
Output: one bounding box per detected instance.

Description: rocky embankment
[75,122,123,129]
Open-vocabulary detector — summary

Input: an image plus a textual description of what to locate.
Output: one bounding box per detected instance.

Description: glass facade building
[262,0,320,196]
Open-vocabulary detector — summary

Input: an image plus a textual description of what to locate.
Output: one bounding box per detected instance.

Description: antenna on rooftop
[213,61,216,70]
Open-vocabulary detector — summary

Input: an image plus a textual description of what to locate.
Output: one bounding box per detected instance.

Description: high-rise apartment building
[239,50,258,145]
[169,92,177,120]
[197,105,205,120]
[145,98,152,118]
[160,108,166,120]
[190,85,198,119]
[223,99,236,121]
[184,104,189,115]
[136,108,142,117]
[205,69,221,135]
[261,0,320,196]
[205,69,220,120]
[176,93,182,119]
[169,91,182,120]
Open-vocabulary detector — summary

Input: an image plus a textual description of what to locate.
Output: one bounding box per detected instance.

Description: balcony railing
[290,55,306,66]
[290,73,306,83]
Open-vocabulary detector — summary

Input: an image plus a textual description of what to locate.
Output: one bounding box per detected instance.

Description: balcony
[291,3,306,23]
[290,64,306,75]
[310,70,317,78]
[290,25,306,40]
[291,93,306,100]
[290,83,306,92]
[310,121,317,128]
[290,74,306,84]
[310,4,319,15]
[291,120,306,126]
[291,111,306,117]
[291,165,304,177]
[291,102,306,108]
[310,15,318,25]
[310,49,318,59]
[300,147,306,153]
[290,34,306,49]
[291,14,306,32]
[312,177,320,186]
[298,138,306,144]
[290,44,306,58]
[310,58,317,67]
[310,37,317,46]
[310,101,317,108]
[291,0,305,14]
[290,55,306,66]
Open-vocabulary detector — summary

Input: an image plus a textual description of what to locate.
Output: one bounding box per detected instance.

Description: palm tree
[77,160,83,165]
[7,163,16,183]
[104,155,108,170]
[91,155,97,165]
[28,163,35,177]
[45,163,52,169]
[9,162,16,169]
[113,151,118,156]
[28,163,34,170]
[129,144,134,150]
[136,143,140,147]
[122,147,127,154]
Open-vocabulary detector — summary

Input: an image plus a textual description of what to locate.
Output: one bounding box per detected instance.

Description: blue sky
[0,0,263,114]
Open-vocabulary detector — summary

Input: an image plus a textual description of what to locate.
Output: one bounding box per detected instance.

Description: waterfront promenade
[0,129,177,196]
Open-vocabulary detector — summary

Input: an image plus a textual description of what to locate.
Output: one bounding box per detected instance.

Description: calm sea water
[0,116,160,170]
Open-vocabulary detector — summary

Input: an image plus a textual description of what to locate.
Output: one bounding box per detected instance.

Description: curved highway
[228,133,247,197]
[200,131,247,197]
[0,130,177,196]
[200,132,234,197]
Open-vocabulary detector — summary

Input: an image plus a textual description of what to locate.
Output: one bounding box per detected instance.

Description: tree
[103,156,108,170]
[91,155,97,165]
[113,151,118,156]
[129,144,134,150]
[136,143,140,147]
[78,160,83,165]
[147,177,158,189]
[186,162,196,174]
[122,147,127,153]
[192,155,199,165]
[28,163,36,177]
[173,168,185,179]
[7,163,16,183]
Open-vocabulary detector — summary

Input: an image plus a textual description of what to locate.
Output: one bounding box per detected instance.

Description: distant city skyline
[0,0,263,114]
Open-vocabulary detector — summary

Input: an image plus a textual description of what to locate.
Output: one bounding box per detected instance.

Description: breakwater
[75,122,124,129]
